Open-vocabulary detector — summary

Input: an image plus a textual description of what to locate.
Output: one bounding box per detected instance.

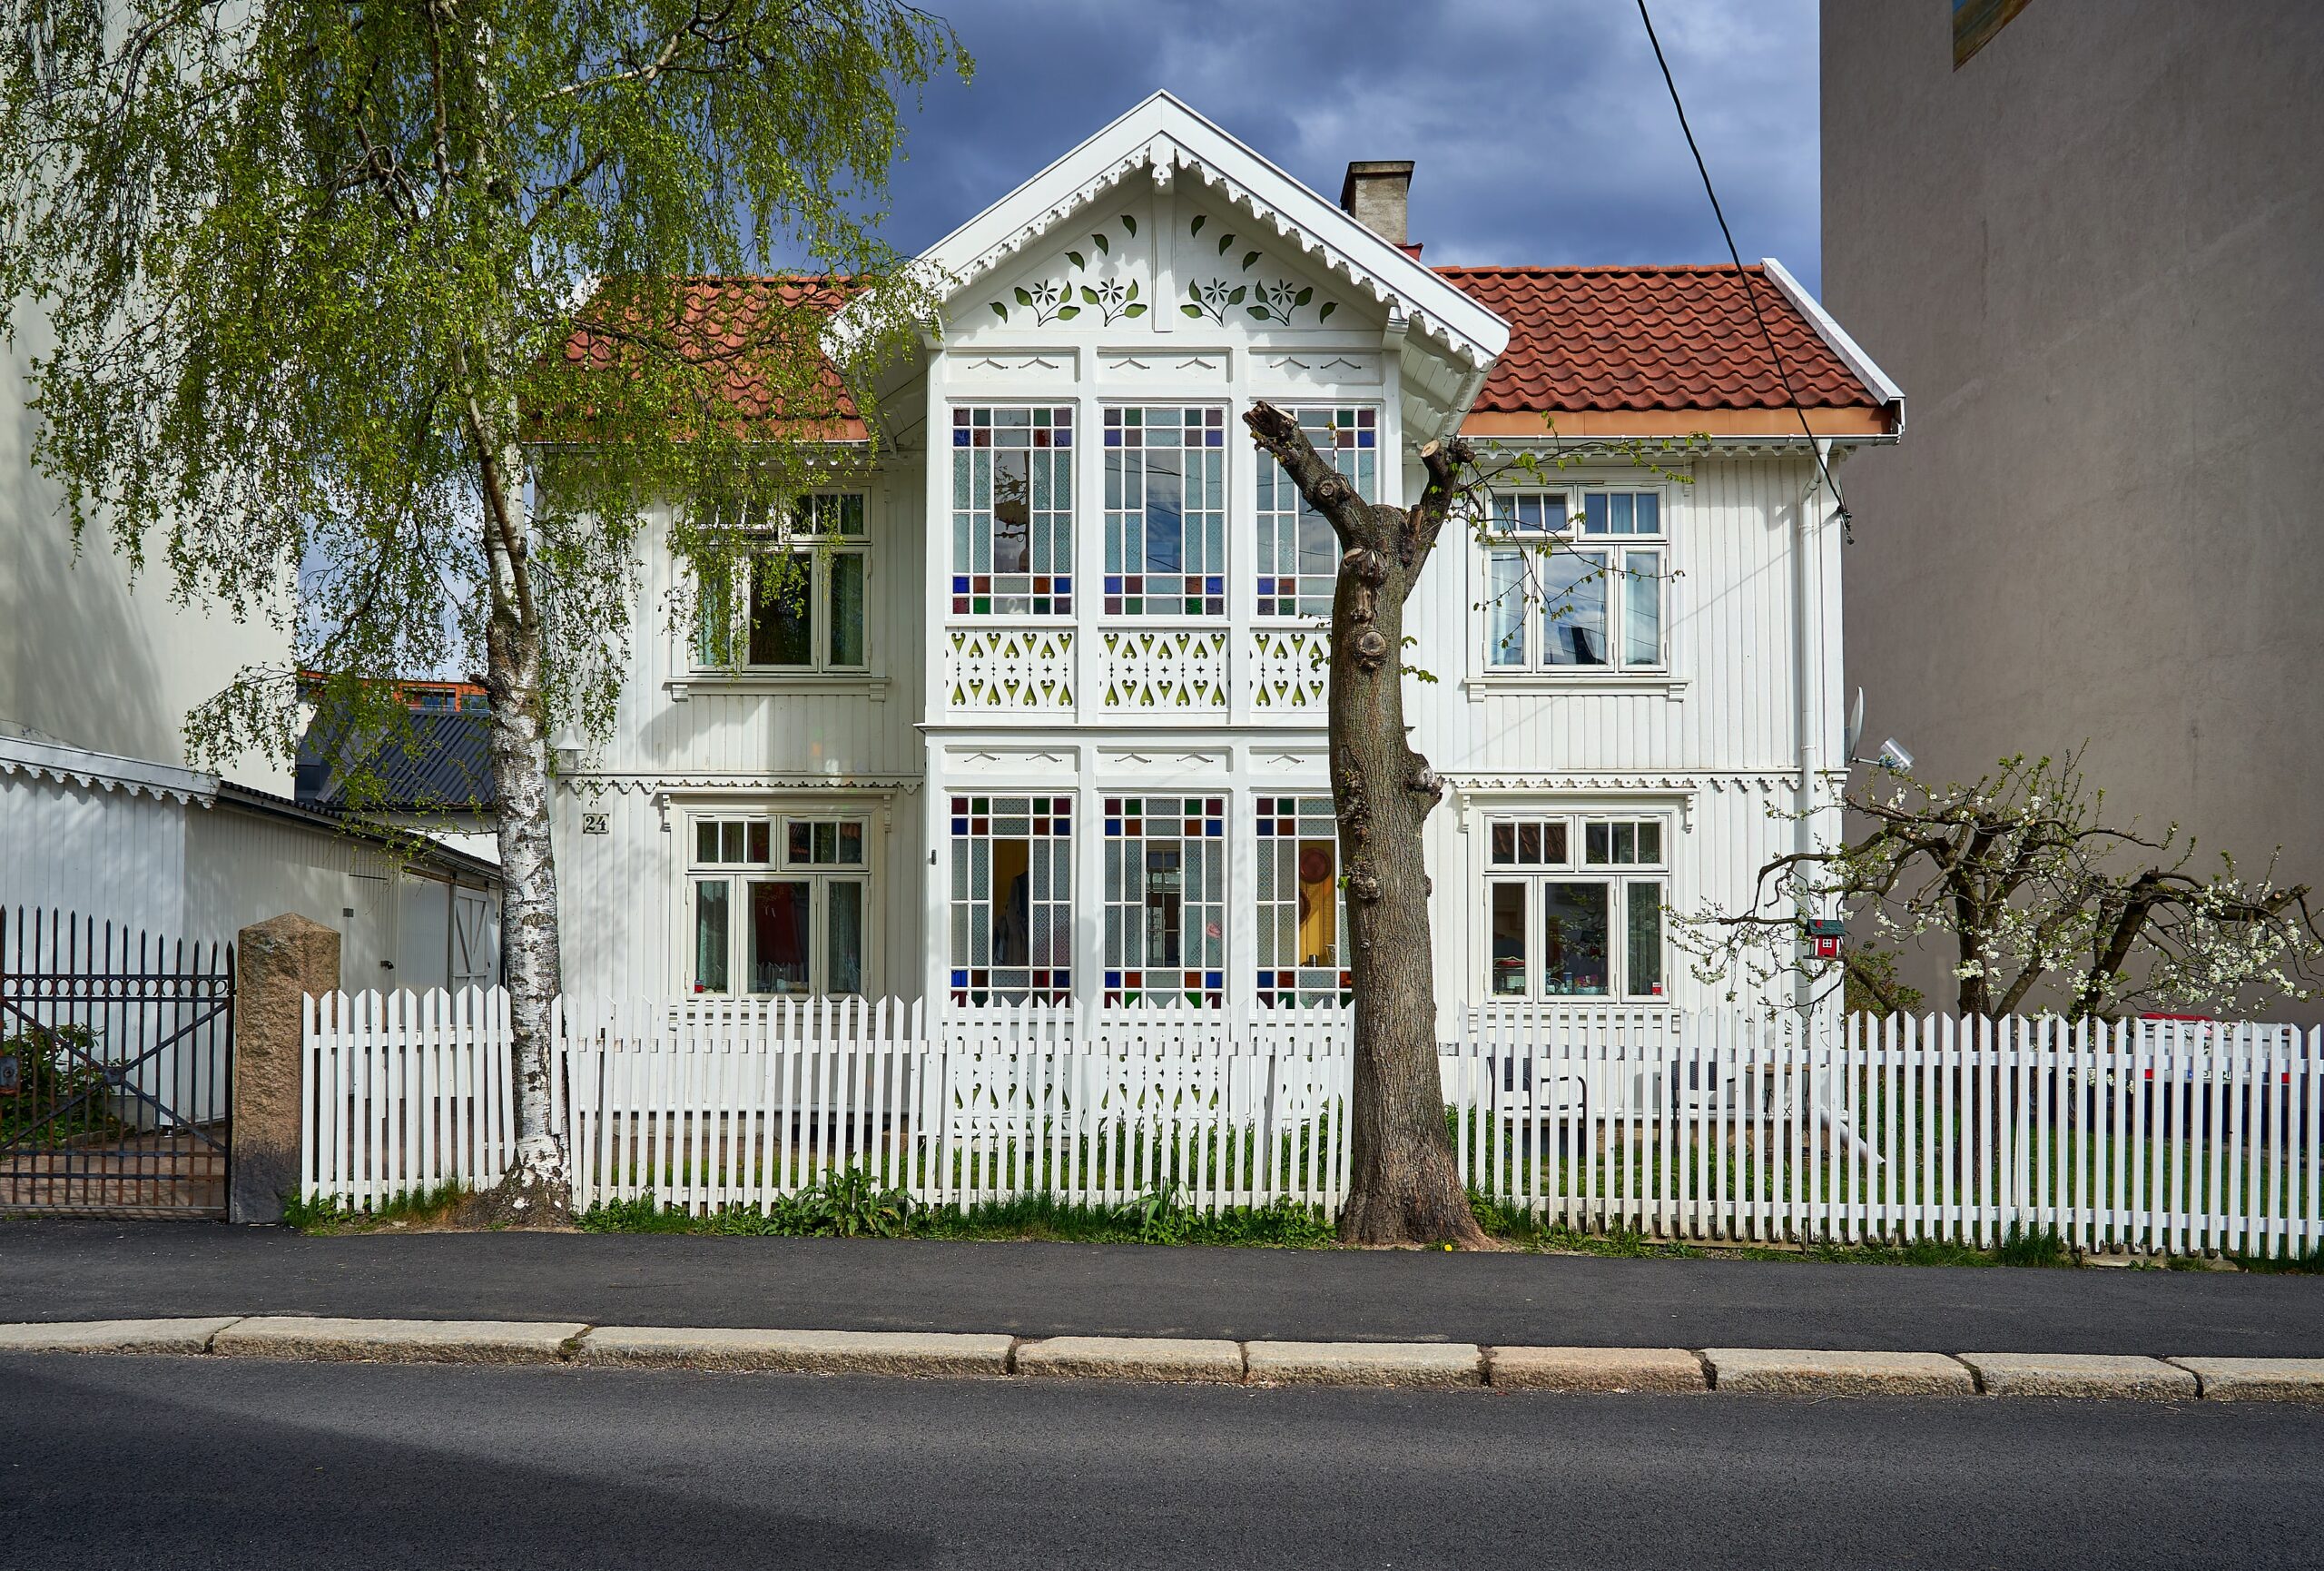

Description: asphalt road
[4,1219,2322,1355]
[5,1353,2319,1570]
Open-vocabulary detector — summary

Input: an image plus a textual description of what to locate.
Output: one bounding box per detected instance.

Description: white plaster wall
[2,316,293,793]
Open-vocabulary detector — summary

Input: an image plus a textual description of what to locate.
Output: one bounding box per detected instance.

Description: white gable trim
[0,732,218,805]
[1760,257,1905,431]
[902,92,1510,371]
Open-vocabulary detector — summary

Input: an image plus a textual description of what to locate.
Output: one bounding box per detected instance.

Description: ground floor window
[1256,795,1347,1005]
[1104,796,1225,1005]
[950,795,1073,1004]
[688,813,868,995]
[1484,814,1667,1000]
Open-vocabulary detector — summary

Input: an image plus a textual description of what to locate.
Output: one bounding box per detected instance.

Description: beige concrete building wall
[1821,0,2324,1017]
[3,314,292,792]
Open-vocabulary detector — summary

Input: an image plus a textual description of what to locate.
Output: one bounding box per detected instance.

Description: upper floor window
[1105,406,1226,617]
[952,406,1072,617]
[1482,489,1666,672]
[688,812,868,996]
[693,492,868,672]
[1256,406,1375,618]
[1484,813,1667,1000]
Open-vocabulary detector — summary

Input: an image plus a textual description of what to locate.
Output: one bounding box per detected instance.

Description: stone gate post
[229,913,340,1224]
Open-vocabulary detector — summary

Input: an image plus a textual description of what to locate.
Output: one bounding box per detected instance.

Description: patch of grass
[576,1171,1335,1249]
[282,1180,469,1234]
[1472,1191,2098,1269]
[2231,1243,2324,1275]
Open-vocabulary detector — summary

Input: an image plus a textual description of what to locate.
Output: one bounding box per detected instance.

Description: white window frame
[1481,813,1670,1002]
[684,809,873,997]
[692,491,872,676]
[1476,486,1670,677]
[1256,404,1379,619]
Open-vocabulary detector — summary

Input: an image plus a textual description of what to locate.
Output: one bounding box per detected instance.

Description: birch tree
[1,0,963,1222]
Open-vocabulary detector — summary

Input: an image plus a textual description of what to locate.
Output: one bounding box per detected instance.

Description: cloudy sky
[863,0,1826,291]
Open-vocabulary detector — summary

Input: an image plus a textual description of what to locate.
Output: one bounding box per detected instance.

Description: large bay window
[688,813,868,996]
[950,795,1073,1004]
[1256,407,1376,618]
[1482,489,1666,671]
[694,492,869,672]
[1104,405,1226,616]
[1104,796,1225,1005]
[951,406,1073,616]
[1256,795,1347,1006]
[1484,814,1668,1000]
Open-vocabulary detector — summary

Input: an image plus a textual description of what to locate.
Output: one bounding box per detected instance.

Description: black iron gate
[0,908,234,1215]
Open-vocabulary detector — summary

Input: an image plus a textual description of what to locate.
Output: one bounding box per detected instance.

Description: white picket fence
[300,992,2324,1257]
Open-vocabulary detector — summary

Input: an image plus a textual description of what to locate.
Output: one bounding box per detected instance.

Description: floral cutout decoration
[990,213,1146,326]
[1181,213,1338,327]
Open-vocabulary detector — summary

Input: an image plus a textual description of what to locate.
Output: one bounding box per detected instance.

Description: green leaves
[1014,285,1035,306]
[1066,250,1086,270]
[1241,250,1261,272]
[0,0,968,769]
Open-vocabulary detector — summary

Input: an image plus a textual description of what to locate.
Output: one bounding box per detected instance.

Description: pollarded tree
[0,0,965,1222]
[1245,408,1689,1246]
[1676,752,2323,1021]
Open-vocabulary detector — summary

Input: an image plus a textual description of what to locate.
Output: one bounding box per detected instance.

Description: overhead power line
[1635,0,1855,542]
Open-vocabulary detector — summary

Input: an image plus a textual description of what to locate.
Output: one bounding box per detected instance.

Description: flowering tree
[1678,752,2321,1021]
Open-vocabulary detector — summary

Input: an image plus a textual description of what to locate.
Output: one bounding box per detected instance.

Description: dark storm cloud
[857,0,1823,291]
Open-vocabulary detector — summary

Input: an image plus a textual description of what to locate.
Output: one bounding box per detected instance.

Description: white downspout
[1793,440,1835,1013]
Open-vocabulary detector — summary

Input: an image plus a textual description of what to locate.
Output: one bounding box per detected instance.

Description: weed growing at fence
[1993,1223,2073,1267]
[2230,1242,2324,1274]
[281,1180,470,1234]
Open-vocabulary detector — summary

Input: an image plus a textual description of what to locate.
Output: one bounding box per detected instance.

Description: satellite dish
[1844,687,1866,764]
[1877,737,1915,774]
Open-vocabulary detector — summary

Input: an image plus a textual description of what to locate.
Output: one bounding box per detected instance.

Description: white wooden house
[549,93,1902,1027]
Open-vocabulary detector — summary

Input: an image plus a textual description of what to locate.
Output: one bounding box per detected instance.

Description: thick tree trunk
[459,415,574,1227]
[1245,402,1486,1248]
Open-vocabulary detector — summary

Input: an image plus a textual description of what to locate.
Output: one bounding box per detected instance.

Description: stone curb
[576,1327,1014,1378]
[1246,1339,1483,1387]
[1014,1335,1246,1383]
[2165,1356,2324,1402]
[1956,1352,2197,1399]
[1488,1346,1707,1393]
[0,1317,245,1356]
[5,1319,2321,1400]
[212,1316,587,1365]
[1702,1348,1977,1398]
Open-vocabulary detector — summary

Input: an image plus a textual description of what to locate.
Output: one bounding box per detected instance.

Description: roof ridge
[1433,262,1763,277]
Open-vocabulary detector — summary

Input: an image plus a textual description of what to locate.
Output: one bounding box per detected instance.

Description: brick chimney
[1338,160,1414,249]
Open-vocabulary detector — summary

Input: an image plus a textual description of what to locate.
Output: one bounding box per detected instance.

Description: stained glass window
[950,795,1073,1004]
[951,407,1073,617]
[1256,795,1348,1006]
[1105,406,1226,616]
[1103,796,1225,1005]
[1256,407,1375,618]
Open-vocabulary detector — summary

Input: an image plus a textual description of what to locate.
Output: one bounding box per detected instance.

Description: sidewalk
[3,1220,2319,1356]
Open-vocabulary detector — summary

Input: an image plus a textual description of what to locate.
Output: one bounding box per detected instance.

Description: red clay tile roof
[548,277,866,441]
[1438,264,1879,415]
